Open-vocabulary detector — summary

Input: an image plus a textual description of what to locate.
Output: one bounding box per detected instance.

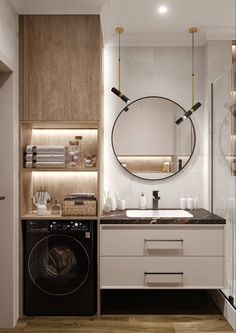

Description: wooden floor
[0,315,234,333]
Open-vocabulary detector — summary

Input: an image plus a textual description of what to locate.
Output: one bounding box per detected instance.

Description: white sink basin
[126,210,193,218]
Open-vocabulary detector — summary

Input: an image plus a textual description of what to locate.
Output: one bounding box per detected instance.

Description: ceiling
[10,0,235,46]
[9,0,105,14]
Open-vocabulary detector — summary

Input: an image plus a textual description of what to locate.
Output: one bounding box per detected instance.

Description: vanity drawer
[100,225,224,256]
[100,256,224,289]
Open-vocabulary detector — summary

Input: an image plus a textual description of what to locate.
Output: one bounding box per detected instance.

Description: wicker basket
[62,199,96,216]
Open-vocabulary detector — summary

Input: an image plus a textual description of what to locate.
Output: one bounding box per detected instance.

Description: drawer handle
[144,239,183,242]
[0,196,5,201]
[144,239,183,251]
[144,272,183,275]
[144,271,184,285]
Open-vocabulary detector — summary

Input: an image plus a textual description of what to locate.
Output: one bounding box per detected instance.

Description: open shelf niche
[20,121,100,219]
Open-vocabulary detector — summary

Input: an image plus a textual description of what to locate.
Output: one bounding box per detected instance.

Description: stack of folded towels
[25,145,65,168]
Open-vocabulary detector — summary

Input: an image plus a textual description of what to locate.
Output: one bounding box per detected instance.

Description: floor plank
[0,315,234,333]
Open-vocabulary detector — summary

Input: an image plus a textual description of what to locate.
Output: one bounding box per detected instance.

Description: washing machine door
[28,234,90,296]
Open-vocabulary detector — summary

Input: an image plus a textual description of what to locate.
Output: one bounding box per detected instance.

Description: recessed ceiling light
[158,5,168,14]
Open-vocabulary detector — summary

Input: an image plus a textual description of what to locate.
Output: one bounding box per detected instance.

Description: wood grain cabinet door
[20,15,101,121]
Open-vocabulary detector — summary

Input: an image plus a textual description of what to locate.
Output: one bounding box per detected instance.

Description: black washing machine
[23,220,97,316]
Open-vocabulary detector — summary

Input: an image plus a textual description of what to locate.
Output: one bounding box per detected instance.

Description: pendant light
[176,27,201,125]
[111,27,130,105]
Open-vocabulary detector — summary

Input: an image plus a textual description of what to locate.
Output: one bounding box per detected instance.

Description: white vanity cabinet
[100,224,225,289]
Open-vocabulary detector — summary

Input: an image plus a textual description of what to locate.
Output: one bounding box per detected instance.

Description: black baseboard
[101,289,221,315]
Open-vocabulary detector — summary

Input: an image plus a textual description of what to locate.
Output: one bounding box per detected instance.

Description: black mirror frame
[111,96,196,181]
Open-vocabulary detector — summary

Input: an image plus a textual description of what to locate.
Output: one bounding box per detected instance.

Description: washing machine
[23,220,97,316]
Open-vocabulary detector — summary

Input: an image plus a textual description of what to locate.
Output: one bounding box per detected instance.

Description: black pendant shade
[111,87,130,104]
[175,102,201,125]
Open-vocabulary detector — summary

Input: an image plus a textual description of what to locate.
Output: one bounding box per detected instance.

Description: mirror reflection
[112,96,196,180]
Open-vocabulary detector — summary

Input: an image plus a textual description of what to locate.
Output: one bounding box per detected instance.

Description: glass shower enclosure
[212,62,236,306]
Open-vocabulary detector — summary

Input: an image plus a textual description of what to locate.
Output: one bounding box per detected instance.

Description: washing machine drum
[28,235,90,296]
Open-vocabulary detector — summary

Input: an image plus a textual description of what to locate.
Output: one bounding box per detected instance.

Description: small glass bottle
[103,200,111,213]
[51,199,61,215]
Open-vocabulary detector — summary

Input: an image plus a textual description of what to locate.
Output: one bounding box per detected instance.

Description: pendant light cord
[118,30,121,91]
[192,30,195,106]
[115,27,124,91]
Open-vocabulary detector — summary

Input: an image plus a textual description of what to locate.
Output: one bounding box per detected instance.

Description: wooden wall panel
[20,15,101,121]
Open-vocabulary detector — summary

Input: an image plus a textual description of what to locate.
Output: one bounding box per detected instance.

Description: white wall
[0,0,18,68]
[0,0,19,328]
[104,46,204,208]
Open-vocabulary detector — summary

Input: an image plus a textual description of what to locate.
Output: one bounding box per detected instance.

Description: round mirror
[112,96,196,180]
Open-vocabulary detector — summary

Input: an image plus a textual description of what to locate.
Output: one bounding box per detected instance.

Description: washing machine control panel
[49,221,90,231]
[27,220,91,232]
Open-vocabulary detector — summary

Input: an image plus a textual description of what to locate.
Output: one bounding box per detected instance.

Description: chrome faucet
[153,190,161,209]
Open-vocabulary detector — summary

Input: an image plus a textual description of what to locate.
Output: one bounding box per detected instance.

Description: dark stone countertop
[100,209,225,224]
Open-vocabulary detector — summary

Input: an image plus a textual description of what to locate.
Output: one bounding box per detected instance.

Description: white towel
[25,145,65,154]
[25,154,65,162]
[25,161,65,168]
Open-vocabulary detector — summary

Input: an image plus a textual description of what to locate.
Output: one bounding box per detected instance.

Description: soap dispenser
[139,193,147,210]
[180,195,187,210]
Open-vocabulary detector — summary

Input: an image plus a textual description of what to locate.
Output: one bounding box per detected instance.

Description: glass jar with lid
[66,136,83,168]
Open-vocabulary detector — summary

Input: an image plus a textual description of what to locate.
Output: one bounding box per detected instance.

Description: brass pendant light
[111,27,130,105]
[111,26,201,122]
[175,27,201,125]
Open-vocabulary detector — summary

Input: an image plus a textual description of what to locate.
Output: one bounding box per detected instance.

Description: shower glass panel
[212,63,236,306]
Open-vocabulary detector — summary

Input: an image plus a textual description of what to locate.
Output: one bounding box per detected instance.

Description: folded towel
[64,193,96,200]
[25,145,65,154]
[25,161,65,168]
[25,154,65,162]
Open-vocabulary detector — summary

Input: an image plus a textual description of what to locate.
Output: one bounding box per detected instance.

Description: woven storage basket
[62,199,96,216]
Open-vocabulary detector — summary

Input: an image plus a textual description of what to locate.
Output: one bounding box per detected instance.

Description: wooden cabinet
[20,15,101,121]
[19,16,102,215]
[19,16,102,316]
[100,224,225,289]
